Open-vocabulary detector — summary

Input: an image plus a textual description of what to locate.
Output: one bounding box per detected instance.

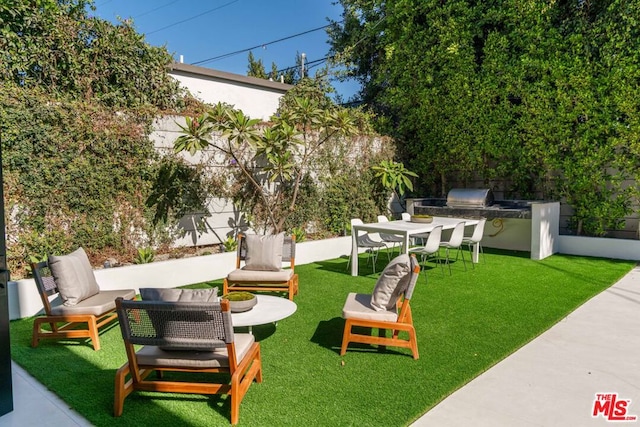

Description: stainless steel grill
[446,188,494,209]
[412,188,533,219]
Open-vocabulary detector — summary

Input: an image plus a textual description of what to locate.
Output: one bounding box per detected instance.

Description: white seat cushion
[50,289,136,316]
[227,268,293,282]
[135,333,255,368]
[342,292,398,322]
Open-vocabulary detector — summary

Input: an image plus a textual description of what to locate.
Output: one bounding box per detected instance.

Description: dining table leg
[402,233,410,255]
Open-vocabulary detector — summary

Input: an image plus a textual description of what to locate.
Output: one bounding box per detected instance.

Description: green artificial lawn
[10,249,636,426]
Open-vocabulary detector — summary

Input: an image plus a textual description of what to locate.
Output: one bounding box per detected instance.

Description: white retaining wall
[8,236,353,320]
[9,205,640,320]
[558,235,640,261]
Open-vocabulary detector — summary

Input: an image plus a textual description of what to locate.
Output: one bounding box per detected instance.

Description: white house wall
[168,63,292,121]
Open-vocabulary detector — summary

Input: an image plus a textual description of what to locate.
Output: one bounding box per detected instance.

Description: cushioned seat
[50,289,136,316]
[114,298,262,425]
[340,254,421,359]
[135,333,256,368]
[31,247,136,351]
[227,268,294,282]
[342,293,398,322]
[223,233,298,300]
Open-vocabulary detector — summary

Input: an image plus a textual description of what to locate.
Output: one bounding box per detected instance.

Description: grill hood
[446,188,494,209]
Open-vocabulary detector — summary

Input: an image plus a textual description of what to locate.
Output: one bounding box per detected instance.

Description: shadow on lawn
[313,256,384,277]
[310,316,415,358]
[314,248,532,278]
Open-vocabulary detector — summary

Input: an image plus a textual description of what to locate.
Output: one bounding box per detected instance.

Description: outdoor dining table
[350,216,480,276]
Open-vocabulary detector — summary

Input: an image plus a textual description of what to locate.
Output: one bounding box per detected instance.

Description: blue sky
[92,0,360,100]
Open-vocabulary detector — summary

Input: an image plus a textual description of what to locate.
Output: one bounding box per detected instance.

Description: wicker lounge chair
[113,298,262,425]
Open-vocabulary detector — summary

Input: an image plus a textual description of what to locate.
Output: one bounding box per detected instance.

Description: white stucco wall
[558,235,640,261]
[531,202,560,260]
[168,63,293,121]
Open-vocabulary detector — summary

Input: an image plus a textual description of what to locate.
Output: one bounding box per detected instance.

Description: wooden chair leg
[31,319,42,348]
[340,320,353,356]
[113,363,131,417]
[378,327,387,352]
[230,379,240,425]
[255,346,263,383]
[288,280,295,301]
[408,327,419,360]
[88,316,100,351]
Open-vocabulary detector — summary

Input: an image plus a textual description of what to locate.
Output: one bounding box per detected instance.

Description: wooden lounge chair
[31,255,136,351]
[341,254,421,359]
[113,298,262,425]
[223,233,298,300]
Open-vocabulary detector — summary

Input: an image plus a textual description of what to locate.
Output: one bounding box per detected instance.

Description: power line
[191,22,339,66]
[273,16,385,77]
[147,0,240,35]
[134,0,182,19]
[276,56,330,75]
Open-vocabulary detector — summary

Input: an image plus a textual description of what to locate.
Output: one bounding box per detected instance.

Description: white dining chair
[462,218,487,267]
[409,225,443,282]
[439,222,467,275]
[401,212,411,221]
[377,215,404,256]
[347,218,389,274]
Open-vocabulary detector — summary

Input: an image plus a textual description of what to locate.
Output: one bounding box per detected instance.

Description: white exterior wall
[482,218,532,252]
[150,115,390,248]
[152,62,294,245]
[558,235,640,261]
[531,202,560,260]
[168,63,292,121]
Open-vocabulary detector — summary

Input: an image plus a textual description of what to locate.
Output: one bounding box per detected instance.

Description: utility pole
[300,52,306,79]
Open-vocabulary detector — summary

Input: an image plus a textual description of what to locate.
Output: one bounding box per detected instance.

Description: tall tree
[0,0,190,274]
[329,0,640,236]
[247,51,267,79]
[0,0,182,109]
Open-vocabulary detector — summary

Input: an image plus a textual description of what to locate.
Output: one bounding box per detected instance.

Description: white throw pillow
[48,247,100,306]
[243,233,284,271]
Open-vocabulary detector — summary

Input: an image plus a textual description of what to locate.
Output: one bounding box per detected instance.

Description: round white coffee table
[231,295,297,333]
